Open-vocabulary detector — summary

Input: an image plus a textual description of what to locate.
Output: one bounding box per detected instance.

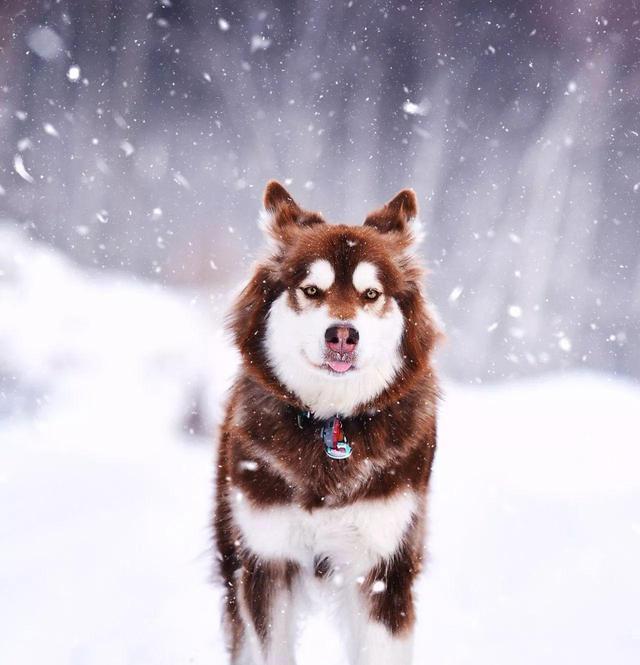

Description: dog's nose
[325,325,359,353]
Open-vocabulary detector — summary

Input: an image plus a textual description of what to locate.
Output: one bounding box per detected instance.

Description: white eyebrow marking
[352,261,382,292]
[301,259,335,290]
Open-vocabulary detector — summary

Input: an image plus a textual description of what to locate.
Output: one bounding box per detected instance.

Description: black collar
[296,410,314,429]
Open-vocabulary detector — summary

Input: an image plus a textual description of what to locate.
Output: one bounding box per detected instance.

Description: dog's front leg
[234,554,299,665]
[341,549,417,665]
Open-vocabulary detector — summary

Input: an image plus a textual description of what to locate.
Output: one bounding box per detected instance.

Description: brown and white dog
[214,181,441,664]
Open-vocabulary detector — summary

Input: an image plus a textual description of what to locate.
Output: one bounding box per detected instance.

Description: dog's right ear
[260,180,324,243]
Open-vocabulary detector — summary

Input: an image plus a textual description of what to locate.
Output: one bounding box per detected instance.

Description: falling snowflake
[120,140,135,157]
[67,65,81,82]
[558,336,572,352]
[173,172,191,190]
[13,154,34,183]
[508,305,522,319]
[402,99,430,116]
[250,35,272,53]
[448,285,463,303]
[43,123,59,138]
[27,26,63,60]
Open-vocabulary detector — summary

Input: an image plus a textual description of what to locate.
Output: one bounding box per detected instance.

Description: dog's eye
[301,285,321,298]
[364,288,381,301]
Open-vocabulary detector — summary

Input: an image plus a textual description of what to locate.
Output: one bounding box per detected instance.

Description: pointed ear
[264,180,301,215]
[260,180,324,241]
[364,189,418,235]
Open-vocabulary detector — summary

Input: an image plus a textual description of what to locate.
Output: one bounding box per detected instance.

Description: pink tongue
[328,359,353,373]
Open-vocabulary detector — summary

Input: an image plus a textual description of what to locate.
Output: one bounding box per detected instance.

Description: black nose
[325,325,359,353]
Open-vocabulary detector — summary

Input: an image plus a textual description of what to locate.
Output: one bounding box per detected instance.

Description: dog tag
[321,416,352,460]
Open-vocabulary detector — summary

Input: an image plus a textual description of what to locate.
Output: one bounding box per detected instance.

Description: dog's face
[265,237,407,419]
[231,181,439,418]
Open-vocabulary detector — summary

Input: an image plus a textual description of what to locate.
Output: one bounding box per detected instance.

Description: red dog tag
[321,416,353,460]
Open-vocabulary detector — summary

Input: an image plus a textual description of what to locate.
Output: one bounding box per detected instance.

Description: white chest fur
[233,491,417,575]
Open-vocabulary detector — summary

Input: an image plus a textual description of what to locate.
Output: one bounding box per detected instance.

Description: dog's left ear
[363,189,418,236]
[260,181,324,243]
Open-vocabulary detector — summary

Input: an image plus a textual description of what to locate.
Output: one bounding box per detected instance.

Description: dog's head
[230,181,441,418]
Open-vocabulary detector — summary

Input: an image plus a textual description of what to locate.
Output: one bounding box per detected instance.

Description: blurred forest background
[0,0,638,382]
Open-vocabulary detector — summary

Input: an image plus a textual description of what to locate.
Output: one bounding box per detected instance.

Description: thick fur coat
[214,181,441,664]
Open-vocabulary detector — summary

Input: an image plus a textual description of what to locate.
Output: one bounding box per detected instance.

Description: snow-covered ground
[1,230,639,664]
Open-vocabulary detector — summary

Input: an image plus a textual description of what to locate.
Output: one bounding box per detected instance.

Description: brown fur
[213,181,441,657]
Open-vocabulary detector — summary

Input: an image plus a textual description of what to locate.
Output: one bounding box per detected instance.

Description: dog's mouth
[302,350,357,375]
[322,350,356,374]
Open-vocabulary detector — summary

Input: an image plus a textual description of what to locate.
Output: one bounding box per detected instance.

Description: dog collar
[296,411,353,460]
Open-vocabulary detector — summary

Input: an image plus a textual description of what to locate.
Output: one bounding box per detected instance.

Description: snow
[43,123,60,138]
[67,65,81,82]
[402,99,430,116]
[448,285,463,303]
[1,233,639,664]
[508,304,522,318]
[250,35,272,53]
[13,154,34,183]
[26,26,64,61]
[119,140,135,157]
